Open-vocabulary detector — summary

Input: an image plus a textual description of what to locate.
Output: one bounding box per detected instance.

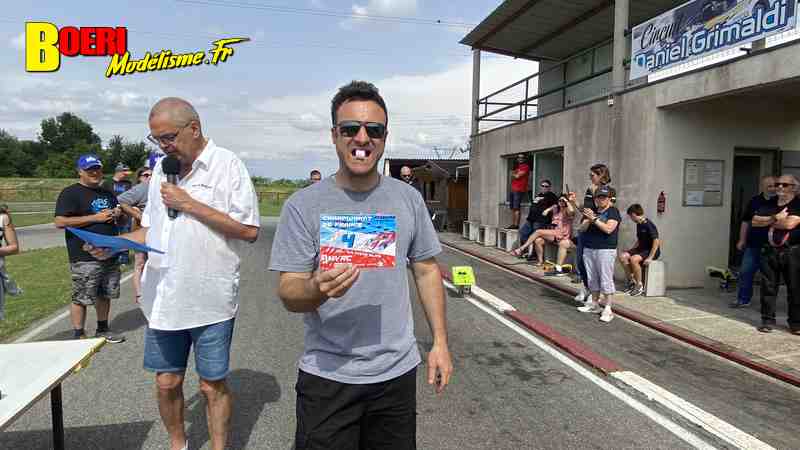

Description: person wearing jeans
[732,175,776,308]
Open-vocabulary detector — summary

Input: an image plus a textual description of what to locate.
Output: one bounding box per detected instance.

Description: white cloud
[343,0,418,29]
[0,54,538,178]
[10,33,24,51]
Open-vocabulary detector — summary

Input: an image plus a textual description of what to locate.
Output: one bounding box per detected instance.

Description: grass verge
[11,213,54,228]
[0,247,131,342]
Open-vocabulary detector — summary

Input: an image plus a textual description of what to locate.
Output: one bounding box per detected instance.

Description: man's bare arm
[278,265,360,313]
[411,258,448,347]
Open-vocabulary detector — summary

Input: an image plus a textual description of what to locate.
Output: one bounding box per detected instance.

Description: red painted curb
[441,240,800,389]
[439,260,622,375]
[505,310,622,374]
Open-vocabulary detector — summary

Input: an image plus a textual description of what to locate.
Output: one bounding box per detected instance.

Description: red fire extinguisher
[657,191,666,215]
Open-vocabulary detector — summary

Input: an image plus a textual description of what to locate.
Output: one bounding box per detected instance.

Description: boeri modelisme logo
[25,22,248,77]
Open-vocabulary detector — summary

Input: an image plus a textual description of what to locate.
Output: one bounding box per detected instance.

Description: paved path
[15,223,64,250]
[2,223,777,449]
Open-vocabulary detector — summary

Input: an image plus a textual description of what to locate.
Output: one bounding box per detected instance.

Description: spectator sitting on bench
[515,178,558,259]
[511,195,575,269]
[618,203,661,297]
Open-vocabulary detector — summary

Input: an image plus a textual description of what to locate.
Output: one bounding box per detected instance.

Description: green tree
[36,141,102,178]
[0,130,20,176]
[105,135,124,170]
[38,112,101,156]
[121,141,149,170]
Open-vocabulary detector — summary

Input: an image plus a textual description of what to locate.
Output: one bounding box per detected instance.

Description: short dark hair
[541,179,552,186]
[627,203,644,216]
[331,81,388,126]
[310,169,321,177]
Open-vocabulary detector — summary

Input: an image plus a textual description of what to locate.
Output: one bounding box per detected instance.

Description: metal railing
[477,41,613,126]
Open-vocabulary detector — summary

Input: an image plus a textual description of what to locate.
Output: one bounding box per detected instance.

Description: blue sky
[0,1,538,179]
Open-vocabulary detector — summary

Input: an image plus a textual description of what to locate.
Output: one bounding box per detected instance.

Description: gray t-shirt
[268,175,441,384]
[117,181,149,208]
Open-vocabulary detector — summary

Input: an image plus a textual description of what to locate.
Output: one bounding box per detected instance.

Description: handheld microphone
[162,155,181,220]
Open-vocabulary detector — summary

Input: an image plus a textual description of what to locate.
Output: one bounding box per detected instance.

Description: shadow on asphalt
[0,420,155,449]
[110,307,148,333]
[184,369,282,450]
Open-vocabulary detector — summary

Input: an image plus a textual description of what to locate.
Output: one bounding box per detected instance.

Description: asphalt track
[2,222,780,449]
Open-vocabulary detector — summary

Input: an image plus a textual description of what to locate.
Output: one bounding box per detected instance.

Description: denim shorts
[143,318,235,381]
[509,191,525,210]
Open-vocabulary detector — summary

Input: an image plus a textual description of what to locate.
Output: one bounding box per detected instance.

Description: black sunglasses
[401,174,412,178]
[336,121,386,139]
[776,182,796,188]
[540,184,551,188]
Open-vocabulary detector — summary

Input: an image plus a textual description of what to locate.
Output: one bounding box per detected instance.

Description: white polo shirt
[140,139,260,330]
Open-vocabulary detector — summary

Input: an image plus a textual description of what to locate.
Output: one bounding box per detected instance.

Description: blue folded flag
[67,227,165,254]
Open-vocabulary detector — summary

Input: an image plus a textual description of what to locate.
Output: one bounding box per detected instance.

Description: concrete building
[461,0,800,288]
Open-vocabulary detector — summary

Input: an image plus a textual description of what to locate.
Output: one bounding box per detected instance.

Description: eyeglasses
[147,122,191,146]
[540,184,551,188]
[401,174,412,179]
[336,121,386,139]
[776,182,796,188]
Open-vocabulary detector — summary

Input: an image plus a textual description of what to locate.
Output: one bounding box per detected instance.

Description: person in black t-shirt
[731,176,776,308]
[54,154,125,343]
[516,179,558,259]
[618,204,661,297]
[576,185,620,323]
[752,174,800,334]
[573,163,613,304]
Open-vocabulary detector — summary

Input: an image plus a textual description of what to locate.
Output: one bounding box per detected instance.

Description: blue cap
[76,154,103,171]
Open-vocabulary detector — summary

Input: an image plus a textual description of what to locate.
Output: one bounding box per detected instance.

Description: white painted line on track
[444,280,716,450]
[469,285,516,312]
[14,272,135,343]
[611,371,775,450]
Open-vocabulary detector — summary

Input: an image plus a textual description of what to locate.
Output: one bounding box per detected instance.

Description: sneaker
[599,307,614,323]
[622,279,636,294]
[574,288,587,303]
[729,299,751,308]
[629,284,645,297]
[577,302,601,313]
[757,324,773,333]
[506,225,518,230]
[544,268,566,277]
[94,329,126,344]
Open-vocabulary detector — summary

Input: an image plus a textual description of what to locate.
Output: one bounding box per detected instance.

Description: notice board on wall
[683,159,724,207]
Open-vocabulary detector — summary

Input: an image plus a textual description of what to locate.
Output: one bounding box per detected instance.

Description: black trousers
[294,368,417,450]
[760,245,800,330]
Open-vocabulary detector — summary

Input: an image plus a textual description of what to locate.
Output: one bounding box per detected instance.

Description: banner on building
[631,0,797,79]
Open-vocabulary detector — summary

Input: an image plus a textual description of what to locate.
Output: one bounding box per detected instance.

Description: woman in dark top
[576,185,621,323]
[574,163,613,304]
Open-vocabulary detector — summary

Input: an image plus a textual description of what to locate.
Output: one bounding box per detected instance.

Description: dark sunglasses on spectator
[776,182,796,188]
[540,184,551,188]
[402,174,412,178]
[336,121,386,139]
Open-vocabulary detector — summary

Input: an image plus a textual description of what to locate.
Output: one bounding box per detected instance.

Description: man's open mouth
[351,148,372,160]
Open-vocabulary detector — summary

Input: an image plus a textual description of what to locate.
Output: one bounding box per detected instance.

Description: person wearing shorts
[86,98,260,450]
[618,203,661,297]
[576,185,621,323]
[54,154,125,343]
[507,154,530,229]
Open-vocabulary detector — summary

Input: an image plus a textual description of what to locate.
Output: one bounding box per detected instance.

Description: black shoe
[757,324,773,333]
[506,225,518,230]
[729,300,751,308]
[95,329,126,343]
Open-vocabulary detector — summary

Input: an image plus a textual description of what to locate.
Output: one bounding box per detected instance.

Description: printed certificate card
[320,214,397,270]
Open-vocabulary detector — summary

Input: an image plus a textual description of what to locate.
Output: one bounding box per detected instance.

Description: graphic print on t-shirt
[90,197,113,213]
[320,214,397,270]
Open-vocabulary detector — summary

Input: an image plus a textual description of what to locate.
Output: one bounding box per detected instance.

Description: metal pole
[51,384,65,450]
[612,0,630,93]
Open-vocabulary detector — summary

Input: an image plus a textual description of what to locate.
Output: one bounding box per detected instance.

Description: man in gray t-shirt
[269,80,453,450]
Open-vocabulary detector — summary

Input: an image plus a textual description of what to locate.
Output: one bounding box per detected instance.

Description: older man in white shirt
[90,97,259,450]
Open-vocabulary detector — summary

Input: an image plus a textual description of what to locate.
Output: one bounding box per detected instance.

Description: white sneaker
[574,288,587,303]
[577,302,601,313]
[599,307,614,323]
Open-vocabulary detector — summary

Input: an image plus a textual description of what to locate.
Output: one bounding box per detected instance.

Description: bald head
[149,97,201,127]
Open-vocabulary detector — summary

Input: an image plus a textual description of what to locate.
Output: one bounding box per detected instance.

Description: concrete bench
[497,228,519,252]
[479,225,497,247]
[467,221,480,241]
[462,221,471,239]
[542,240,576,268]
[643,260,666,297]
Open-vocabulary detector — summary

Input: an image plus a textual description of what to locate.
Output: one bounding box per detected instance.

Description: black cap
[595,185,612,198]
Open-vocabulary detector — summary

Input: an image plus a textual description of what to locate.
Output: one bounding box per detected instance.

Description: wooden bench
[479,225,497,247]
[643,260,666,297]
[497,228,519,252]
